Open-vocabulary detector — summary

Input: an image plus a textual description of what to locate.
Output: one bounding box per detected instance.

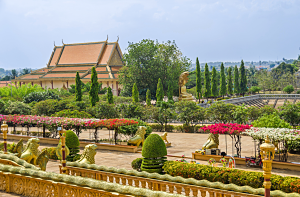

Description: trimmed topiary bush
[131,158,143,171]
[64,130,80,161]
[141,134,167,174]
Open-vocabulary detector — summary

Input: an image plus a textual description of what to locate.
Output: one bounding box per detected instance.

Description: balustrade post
[192,188,198,197]
[121,177,126,185]
[161,184,166,192]
[115,177,120,184]
[1,121,8,154]
[184,187,190,196]
[177,186,182,194]
[169,185,174,193]
[141,180,146,188]
[128,179,133,186]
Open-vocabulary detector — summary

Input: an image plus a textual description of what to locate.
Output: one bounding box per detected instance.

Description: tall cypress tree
[156,78,164,103]
[146,89,151,106]
[107,87,114,104]
[167,83,173,103]
[89,67,99,106]
[219,62,226,98]
[239,60,247,97]
[75,71,82,101]
[203,63,211,99]
[234,65,240,95]
[196,57,202,103]
[132,83,139,102]
[227,67,233,95]
[211,67,218,98]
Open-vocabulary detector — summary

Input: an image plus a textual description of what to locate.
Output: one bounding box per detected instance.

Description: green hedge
[150,124,204,133]
[163,161,300,193]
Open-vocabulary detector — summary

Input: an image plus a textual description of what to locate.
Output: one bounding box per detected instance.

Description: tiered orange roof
[13,40,124,82]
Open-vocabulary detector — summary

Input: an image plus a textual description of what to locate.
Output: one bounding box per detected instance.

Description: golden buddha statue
[178,72,194,101]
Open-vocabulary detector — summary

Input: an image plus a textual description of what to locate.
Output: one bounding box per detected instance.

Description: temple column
[116,82,119,96]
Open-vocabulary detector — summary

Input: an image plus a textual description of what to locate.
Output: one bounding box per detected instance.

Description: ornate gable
[109,48,123,66]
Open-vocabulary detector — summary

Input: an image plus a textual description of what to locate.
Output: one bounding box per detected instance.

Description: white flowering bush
[245,127,300,141]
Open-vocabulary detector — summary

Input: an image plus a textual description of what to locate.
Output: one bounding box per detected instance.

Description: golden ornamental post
[58,126,67,174]
[1,121,8,154]
[260,136,275,197]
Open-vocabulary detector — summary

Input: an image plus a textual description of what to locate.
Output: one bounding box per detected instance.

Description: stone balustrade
[62,162,300,197]
[0,163,183,197]
[62,164,263,197]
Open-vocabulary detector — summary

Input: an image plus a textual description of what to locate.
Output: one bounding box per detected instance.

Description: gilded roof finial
[62,39,64,45]
[117,35,119,42]
[106,35,108,42]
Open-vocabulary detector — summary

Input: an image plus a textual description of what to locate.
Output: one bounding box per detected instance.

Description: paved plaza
[5,129,300,178]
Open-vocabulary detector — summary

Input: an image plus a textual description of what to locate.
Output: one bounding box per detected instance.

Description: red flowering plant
[201,123,252,135]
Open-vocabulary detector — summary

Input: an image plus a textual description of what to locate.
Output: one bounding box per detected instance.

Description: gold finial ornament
[1,121,8,154]
[178,72,193,101]
[260,135,275,197]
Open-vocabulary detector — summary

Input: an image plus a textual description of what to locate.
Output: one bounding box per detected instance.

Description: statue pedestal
[165,142,171,147]
[179,94,193,101]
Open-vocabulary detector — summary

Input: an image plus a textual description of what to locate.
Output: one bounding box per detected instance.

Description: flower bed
[163,161,300,193]
[0,115,139,138]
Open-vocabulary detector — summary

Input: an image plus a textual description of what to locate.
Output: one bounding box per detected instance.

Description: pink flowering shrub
[201,123,252,135]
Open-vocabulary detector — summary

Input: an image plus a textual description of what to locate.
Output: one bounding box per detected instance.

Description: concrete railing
[0,163,182,197]
[258,94,300,99]
[62,164,262,197]
[198,94,300,107]
[222,95,260,104]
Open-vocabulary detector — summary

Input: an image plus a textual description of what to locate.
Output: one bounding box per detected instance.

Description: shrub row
[163,161,300,193]
[149,124,205,133]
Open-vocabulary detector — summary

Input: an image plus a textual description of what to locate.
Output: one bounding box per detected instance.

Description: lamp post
[1,121,8,154]
[58,127,67,174]
[260,136,275,197]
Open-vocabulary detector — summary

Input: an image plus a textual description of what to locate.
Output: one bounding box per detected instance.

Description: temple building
[13,40,124,96]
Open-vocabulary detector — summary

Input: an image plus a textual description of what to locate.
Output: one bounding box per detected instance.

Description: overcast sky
[0,0,299,69]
